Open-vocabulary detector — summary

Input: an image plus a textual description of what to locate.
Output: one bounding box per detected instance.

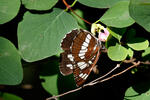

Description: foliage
[0,0,150,100]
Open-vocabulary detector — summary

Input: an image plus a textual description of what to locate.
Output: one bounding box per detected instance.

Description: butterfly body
[60,29,102,86]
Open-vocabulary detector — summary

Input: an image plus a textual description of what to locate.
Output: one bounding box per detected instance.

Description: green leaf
[70,9,87,29]
[100,1,135,28]
[78,0,129,8]
[0,0,21,24]
[22,0,58,10]
[142,47,150,60]
[40,74,58,95]
[129,0,150,32]
[128,48,134,58]
[125,81,150,100]
[0,37,23,85]
[0,92,23,100]
[127,38,149,51]
[107,43,128,61]
[105,35,118,48]
[18,8,78,62]
[108,27,126,41]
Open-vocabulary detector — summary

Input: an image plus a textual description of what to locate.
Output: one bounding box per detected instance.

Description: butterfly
[60,29,102,87]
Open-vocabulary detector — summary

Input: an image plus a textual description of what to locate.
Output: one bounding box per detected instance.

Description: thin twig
[90,61,141,85]
[84,64,120,86]
[46,63,120,100]
[46,87,82,100]
[62,0,92,25]
[46,61,143,100]
[123,58,136,63]
[141,60,150,64]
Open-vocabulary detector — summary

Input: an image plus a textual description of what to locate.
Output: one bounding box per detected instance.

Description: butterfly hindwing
[73,51,100,86]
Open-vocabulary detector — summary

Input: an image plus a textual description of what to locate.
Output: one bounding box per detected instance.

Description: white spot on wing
[79,53,85,57]
[88,60,92,64]
[79,49,87,53]
[77,62,85,66]
[83,42,88,47]
[93,45,97,51]
[67,54,73,58]
[80,56,85,59]
[79,73,83,77]
[81,46,87,50]
[84,74,88,80]
[79,73,89,80]
[85,37,90,43]
[79,63,87,70]
[87,34,91,39]
[66,64,73,69]
[67,54,74,61]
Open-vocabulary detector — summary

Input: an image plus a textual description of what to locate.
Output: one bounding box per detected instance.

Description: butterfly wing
[60,29,79,75]
[71,29,101,86]
[60,29,101,86]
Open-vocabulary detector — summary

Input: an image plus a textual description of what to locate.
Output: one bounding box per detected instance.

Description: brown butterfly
[60,29,102,86]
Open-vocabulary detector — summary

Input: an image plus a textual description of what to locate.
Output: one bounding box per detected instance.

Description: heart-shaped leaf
[40,74,58,95]
[108,43,128,61]
[0,92,23,100]
[18,8,78,62]
[0,37,23,85]
[125,81,150,100]
[100,1,135,28]
[78,0,129,8]
[142,47,150,60]
[129,0,150,32]
[22,0,58,10]
[127,38,149,51]
[0,0,21,24]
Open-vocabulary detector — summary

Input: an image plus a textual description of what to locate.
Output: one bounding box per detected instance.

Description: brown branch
[46,60,146,100]
[46,87,82,100]
[84,64,121,86]
[89,61,141,85]
[46,63,119,100]
[123,58,136,63]
[62,0,92,25]
[141,60,150,64]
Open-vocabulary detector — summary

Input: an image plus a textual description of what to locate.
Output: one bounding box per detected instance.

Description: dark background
[0,0,150,100]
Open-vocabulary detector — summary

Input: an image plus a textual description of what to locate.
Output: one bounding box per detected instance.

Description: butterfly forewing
[60,29,101,86]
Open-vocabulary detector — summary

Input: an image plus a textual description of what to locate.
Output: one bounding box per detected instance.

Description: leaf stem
[62,0,92,25]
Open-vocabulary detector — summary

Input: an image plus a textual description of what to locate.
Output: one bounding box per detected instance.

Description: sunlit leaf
[128,48,134,58]
[108,43,128,61]
[142,47,150,60]
[127,38,149,51]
